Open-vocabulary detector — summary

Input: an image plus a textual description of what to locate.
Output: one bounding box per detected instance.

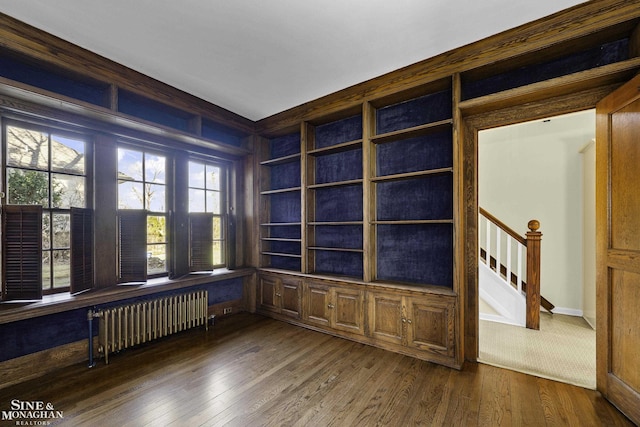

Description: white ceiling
[0,1,586,121]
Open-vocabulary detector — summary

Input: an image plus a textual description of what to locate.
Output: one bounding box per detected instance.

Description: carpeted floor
[479,313,596,389]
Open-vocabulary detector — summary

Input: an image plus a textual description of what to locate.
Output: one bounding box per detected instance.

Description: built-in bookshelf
[306,114,364,279]
[258,83,456,288]
[259,132,302,271]
[368,82,454,288]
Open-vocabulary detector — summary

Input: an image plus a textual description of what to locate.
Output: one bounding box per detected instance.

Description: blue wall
[0,277,243,363]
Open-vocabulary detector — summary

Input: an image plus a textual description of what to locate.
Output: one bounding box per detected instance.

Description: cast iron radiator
[91,291,208,364]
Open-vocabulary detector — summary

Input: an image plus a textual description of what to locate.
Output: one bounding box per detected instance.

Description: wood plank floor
[0,313,632,426]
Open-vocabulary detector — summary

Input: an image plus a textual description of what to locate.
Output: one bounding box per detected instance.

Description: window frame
[1,115,240,301]
[187,157,229,270]
[2,118,93,295]
[116,142,172,281]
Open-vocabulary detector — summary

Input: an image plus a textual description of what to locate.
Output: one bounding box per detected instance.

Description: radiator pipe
[87,309,97,368]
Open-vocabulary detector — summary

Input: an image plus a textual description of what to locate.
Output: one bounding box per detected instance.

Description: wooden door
[596,74,640,425]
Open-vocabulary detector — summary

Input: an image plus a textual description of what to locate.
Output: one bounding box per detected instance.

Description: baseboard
[551,307,583,316]
[0,338,95,390]
[583,315,596,330]
[207,298,245,319]
[479,312,522,327]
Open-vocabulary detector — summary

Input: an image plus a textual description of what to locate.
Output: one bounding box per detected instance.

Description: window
[4,123,88,294]
[188,160,225,269]
[117,147,168,279]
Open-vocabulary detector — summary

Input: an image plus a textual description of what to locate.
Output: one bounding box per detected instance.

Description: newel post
[526,220,542,330]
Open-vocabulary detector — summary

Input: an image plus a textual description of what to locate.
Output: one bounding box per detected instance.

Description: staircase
[479,208,554,329]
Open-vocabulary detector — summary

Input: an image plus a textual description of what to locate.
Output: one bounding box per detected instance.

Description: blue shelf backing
[314,250,363,278]
[377,131,452,176]
[376,90,452,134]
[315,114,362,149]
[314,186,363,223]
[377,223,453,288]
[376,174,453,221]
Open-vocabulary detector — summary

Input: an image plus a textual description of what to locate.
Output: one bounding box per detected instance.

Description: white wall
[581,139,596,328]
[479,110,595,313]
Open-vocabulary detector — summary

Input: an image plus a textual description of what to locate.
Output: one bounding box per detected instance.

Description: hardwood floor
[0,313,632,426]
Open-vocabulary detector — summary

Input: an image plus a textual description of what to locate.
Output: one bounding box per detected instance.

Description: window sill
[0,267,255,325]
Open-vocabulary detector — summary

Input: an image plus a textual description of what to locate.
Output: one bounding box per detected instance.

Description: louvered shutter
[189,213,213,271]
[118,210,147,282]
[70,207,93,294]
[2,205,43,301]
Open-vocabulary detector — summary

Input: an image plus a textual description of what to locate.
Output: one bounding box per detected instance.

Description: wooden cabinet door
[406,298,455,357]
[280,278,302,319]
[306,283,331,327]
[596,74,640,425]
[259,275,279,313]
[368,293,403,345]
[332,287,364,335]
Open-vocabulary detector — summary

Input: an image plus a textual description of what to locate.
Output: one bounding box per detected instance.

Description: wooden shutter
[189,213,213,271]
[70,207,93,294]
[2,205,43,301]
[118,210,147,282]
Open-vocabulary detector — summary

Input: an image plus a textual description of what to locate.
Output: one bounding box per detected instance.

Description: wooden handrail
[479,208,544,330]
[479,207,527,246]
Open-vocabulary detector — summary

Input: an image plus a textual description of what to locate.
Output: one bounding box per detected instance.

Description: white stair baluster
[486,218,491,268]
[495,228,501,277]
[517,243,523,294]
[506,236,512,288]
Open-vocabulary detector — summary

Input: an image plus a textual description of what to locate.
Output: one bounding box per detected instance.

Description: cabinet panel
[260,273,457,368]
[258,275,301,319]
[333,288,365,334]
[407,299,455,356]
[306,283,331,326]
[368,293,403,345]
[305,281,365,335]
[259,276,278,312]
[367,291,456,363]
[281,279,302,319]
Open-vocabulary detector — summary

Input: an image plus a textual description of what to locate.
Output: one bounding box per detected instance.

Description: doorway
[476,110,596,388]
